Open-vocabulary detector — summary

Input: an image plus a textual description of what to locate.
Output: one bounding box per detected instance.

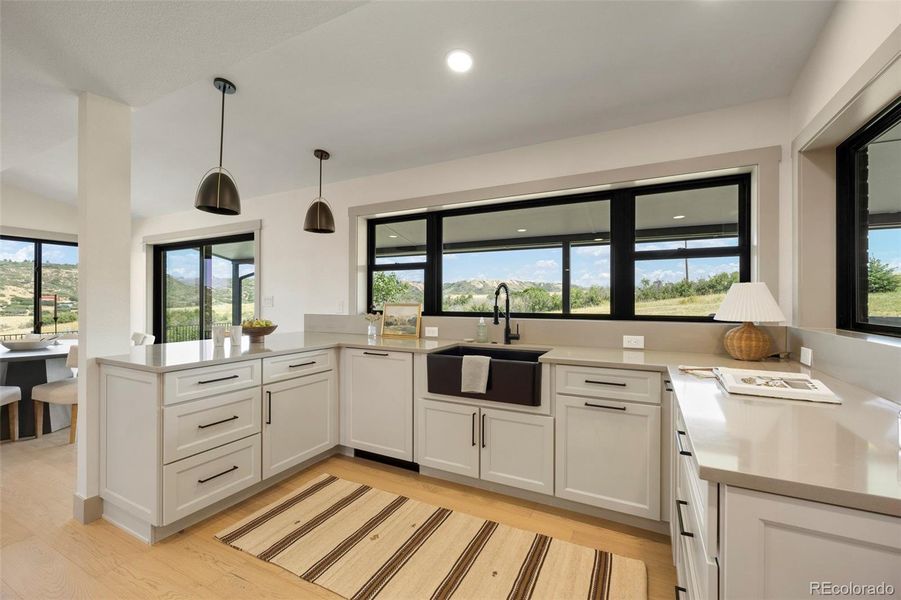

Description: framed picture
[381,303,422,338]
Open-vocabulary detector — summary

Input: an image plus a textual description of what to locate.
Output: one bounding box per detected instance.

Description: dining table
[0,339,77,440]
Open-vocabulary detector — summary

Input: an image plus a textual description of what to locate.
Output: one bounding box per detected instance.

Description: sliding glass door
[153,234,255,342]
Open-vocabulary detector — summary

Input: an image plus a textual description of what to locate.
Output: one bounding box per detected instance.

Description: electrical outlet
[800,346,813,366]
[263,296,274,308]
[623,335,644,349]
[424,326,439,338]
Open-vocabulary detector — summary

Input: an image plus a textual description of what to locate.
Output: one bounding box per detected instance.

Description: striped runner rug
[216,474,647,599]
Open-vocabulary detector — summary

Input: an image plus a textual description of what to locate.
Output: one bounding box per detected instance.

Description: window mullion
[610,191,634,320]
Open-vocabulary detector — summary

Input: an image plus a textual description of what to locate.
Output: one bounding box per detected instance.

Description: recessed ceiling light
[593,238,604,241]
[446,49,473,73]
[517,228,527,232]
[673,215,686,220]
[388,234,398,238]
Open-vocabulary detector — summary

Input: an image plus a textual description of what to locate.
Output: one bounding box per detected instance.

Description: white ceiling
[1,0,836,217]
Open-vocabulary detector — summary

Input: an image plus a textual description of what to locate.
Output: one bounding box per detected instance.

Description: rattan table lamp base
[723,322,771,361]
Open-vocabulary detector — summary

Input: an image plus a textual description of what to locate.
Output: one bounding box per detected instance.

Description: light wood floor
[1,431,676,599]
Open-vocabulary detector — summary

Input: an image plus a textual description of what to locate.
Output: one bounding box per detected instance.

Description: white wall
[131,97,790,334]
[789,0,901,138]
[0,182,78,237]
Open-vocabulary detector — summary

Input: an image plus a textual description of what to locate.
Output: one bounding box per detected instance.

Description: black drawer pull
[676,430,692,456]
[266,390,272,425]
[585,402,627,411]
[675,500,694,537]
[675,585,687,598]
[197,374,240,385]
[289,361,316,368]
[198,465,238,484]
[363,351,389,357]
[584,379,627,387]
[471,412,477,446]
[197,415,239,429]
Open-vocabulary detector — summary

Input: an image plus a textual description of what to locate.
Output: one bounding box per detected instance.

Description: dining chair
[131,332,156,345]
[31,345,78,444]
[0,386,22,441]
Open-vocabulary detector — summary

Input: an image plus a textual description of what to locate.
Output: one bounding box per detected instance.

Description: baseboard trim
[73,493,103,524]
[420,466,670,536]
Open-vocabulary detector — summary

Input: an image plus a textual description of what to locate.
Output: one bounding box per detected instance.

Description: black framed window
[366,173,750,321]
[837,97,901,337]
[0,235,79,339]
[152,233,256,342]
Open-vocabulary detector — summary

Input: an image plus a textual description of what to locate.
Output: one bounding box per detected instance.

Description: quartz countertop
[95,332,461,373]
[97,331,901,516]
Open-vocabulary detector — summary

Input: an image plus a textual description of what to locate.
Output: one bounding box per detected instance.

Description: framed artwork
[381,303,422,338]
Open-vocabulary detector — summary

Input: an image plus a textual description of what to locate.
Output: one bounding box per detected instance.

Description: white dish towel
[461,355,491,394]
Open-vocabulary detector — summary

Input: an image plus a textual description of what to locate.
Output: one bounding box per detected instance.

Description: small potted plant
[362,313,381,338]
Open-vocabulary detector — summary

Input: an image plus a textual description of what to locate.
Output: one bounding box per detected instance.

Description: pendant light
[303,149,335,233]
[195,77,241,215]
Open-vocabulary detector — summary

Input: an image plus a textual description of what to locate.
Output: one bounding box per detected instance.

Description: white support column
[75,93,132,521]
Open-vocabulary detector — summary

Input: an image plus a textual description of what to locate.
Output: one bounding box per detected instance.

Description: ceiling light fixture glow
[517,228,527,232]
[673,215,686,220]
[446,49,473,73]
[389,234,398,238]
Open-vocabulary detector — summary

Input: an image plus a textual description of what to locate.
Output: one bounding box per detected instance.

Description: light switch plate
[623,335,644,349]
[424,326,439,338]
[800,346,813,366]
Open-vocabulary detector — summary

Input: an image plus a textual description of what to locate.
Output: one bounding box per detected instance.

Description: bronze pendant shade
[196,78,241,215]
[303,149,335,233]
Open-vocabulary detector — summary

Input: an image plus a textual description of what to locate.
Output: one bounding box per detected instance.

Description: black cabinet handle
[471,412,477,446]
[197,415,239,429]
[676,430,692,456]
[363,351,389,357]
[675,585,687,599]
[197,374,239,385]
[266,390,272,425]
[198,465,238,484]
[481,413,486,448]
[584,379,627,387]
[675,500,694,537]
[288,361,316,368]
[585,402,627,411]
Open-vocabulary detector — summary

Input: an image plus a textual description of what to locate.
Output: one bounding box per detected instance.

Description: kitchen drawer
[162,387,261,464]
[162,434,261,525]
[263,349,332,384]
[555,365,661,404]
[678,523,718,600]
[163,360,261,405]
[674,407,717,560]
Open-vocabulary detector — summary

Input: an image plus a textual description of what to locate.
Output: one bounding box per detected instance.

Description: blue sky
[871,229,901,269]
[0,240,78,264]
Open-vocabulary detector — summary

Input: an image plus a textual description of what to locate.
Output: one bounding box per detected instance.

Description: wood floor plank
[1,430,677,599]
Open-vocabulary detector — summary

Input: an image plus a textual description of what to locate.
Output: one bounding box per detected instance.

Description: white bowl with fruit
[242,319,277,343]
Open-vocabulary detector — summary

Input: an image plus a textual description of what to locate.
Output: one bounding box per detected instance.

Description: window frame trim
[836,96,901,337]
[366,173,751,321]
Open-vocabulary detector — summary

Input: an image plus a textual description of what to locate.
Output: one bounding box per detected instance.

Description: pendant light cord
[218,86,226,169]
[318,154,323,198]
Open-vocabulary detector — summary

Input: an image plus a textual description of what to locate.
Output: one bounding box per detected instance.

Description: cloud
[573,246,609,257]
[534,259,558,269]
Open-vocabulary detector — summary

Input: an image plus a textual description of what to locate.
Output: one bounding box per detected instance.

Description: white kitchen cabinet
[417,398,479,478]
[555,393,660,519]
[341,349,413,461]
[479,407,554,494]
[721,485,901,600]
[262,370,337,479]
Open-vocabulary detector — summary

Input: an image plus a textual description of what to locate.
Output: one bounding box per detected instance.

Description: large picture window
[152,233,256,342]
[0,235,79,338]
[367,174,750,321]
[837,97,901,337]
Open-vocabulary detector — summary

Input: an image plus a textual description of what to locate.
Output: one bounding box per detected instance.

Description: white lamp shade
[713,282,785,323]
